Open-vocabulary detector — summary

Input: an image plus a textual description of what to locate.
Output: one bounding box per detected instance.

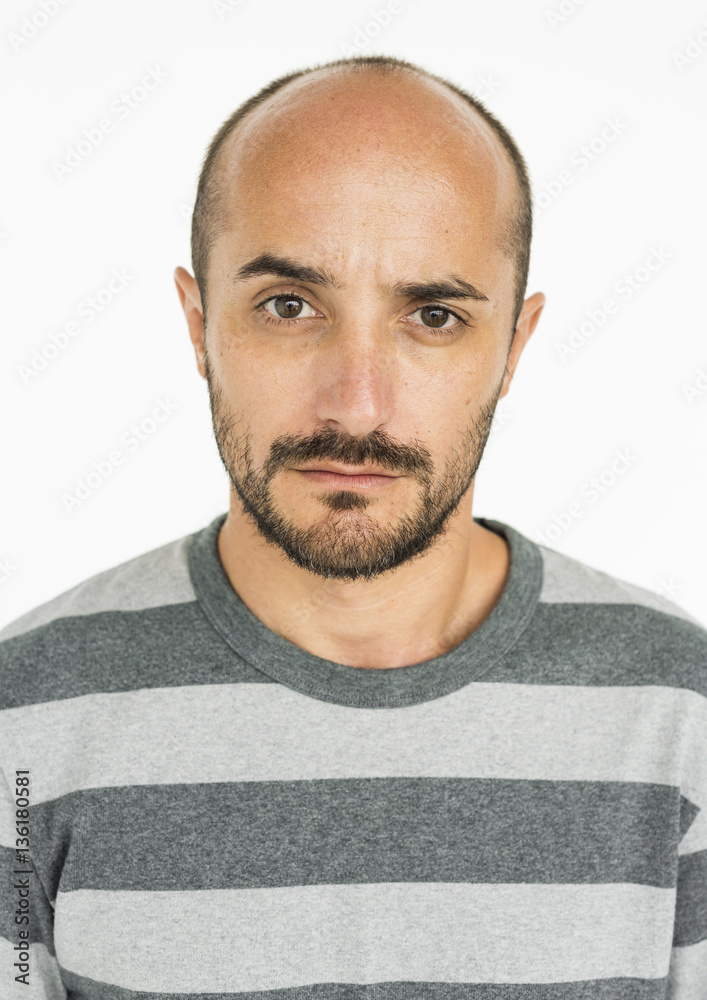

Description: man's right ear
[174,266,206,379]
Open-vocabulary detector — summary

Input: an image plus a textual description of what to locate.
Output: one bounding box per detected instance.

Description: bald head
[191,56,532,334]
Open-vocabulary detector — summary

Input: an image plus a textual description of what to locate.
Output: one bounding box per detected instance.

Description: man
[1,54,705,998]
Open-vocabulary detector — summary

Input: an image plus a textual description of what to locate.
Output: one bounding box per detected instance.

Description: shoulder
[0,531,196,646]
[536,540,703,629]
[526,538,707,701]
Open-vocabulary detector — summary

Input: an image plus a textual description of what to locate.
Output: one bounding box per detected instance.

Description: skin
[175,68,545,669]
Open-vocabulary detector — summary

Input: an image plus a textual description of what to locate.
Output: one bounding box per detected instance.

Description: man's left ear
[499,291,545,399]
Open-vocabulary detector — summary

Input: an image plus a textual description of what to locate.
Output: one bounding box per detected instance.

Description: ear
[498,291,545,400]
[174,266,206,379]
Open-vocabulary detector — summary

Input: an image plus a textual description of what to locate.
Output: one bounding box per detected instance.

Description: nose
[312,317,397,439]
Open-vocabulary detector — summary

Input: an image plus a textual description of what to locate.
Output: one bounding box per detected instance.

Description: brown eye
[262,294,318,320]
[419,305,452,328]
[275,295,303,318]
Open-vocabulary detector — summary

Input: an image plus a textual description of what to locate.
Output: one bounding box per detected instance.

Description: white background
[1,0,706,629]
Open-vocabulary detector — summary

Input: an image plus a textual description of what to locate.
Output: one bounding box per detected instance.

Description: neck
[216,493,510,669]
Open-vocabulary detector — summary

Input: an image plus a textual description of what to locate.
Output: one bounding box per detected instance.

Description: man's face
[200,72,520,582]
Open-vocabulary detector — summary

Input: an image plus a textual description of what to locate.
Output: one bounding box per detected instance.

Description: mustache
[264,427,434,480]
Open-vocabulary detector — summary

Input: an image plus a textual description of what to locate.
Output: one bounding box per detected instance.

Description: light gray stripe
[0,534,196,642]
[666,938,707,998]
[54,883,675,992]
[2,681,705,843]
[538,545,702,626]
[0,937,67,999]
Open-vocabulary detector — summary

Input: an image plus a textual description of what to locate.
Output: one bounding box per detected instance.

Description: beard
[205,350,504,582]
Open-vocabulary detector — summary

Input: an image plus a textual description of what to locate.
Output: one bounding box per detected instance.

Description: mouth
[293,463,401,490]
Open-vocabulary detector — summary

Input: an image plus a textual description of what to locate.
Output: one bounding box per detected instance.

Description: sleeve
[0,764,67,999]
[666,751,707,997]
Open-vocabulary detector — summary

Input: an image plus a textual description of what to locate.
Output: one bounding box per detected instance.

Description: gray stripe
[37,778,683,892]
[3,601,706,713]
[0,533,196,642]
[0,602,267,711]
[57,965,672,999]
[673,848,707,946]
[4,812,705,951]
[0,845,59,953]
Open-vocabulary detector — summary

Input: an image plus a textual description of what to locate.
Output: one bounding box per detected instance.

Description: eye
[261,294,318,320]
[409,304,463,330]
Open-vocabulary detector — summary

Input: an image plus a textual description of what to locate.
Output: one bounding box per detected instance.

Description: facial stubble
[205,347,505,582]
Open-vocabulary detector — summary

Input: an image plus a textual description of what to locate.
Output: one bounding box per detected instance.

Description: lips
[295,468,401,490]
[296,464,396,477]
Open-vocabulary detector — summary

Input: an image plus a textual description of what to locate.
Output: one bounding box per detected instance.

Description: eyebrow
[232,253,339,288]
[231,252,490,303]
[391,277,489,303]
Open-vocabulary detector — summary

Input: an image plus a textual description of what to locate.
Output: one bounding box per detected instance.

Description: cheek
[223,359,306,453]
[418,369,479,419]
[454,344,508,410]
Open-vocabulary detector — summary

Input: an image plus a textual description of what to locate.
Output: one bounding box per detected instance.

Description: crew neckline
[187,512,543,708]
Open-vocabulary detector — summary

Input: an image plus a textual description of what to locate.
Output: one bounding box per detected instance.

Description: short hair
[191,55,533,338]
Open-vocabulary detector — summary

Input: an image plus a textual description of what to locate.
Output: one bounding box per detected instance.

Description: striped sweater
[1,512,706,998]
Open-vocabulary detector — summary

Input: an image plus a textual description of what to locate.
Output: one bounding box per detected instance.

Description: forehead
[213,70,515,283]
